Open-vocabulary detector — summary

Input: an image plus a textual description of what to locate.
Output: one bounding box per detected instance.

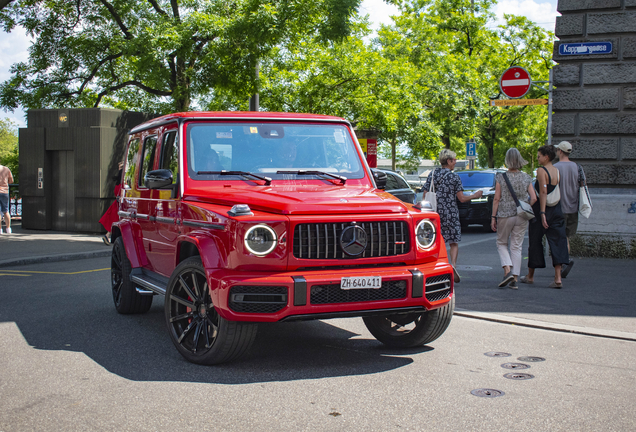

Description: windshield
[187,122,364,181]
[457,172,496,188]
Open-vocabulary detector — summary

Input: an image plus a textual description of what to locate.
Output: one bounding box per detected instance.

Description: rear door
[150,128,181,276]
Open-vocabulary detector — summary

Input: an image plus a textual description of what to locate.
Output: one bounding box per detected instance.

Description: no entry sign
[499,66,532,99]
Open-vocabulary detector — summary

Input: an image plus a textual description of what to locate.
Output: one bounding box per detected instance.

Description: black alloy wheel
[363,295,454,348]
[164,257,257,365]
[111,237,153,314]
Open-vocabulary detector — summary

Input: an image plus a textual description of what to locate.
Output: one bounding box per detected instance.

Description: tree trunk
[441,134,451,149]
[391,139,397,171]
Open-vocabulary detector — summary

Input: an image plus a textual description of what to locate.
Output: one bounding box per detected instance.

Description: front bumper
[208,261,454,322]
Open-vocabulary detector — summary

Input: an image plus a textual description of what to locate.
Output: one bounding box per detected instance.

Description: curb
[454,308,636,342]
[0,249,112,268]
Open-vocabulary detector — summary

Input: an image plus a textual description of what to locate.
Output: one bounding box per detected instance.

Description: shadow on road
[1,273,433,383]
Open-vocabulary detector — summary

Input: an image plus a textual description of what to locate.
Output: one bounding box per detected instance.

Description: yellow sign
[359,138,367,152]
[490,99,549,107]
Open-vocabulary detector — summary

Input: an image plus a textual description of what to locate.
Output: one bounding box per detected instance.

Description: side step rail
[129,268,169,296]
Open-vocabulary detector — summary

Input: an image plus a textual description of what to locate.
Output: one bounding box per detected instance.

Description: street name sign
[490,99,548,107]
[499,66,532,99]
[558,42,612,56]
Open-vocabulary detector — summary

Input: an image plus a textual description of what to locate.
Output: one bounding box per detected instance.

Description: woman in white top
[490,148,537,289]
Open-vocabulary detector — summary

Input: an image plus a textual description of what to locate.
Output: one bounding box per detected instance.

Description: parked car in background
[372,168,417,204]
[456,169,504,231]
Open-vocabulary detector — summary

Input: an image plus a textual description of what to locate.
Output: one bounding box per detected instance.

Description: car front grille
[293,221,410,259]
[425,274,452,302]
[229,285,288,313]
[310,280,407,304]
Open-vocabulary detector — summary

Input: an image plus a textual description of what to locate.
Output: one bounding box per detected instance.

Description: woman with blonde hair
[421,148,483,282]
[491,148,537,289]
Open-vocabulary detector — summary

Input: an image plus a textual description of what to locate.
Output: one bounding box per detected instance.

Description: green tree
[0,0,360,114]
[379,0,553,168]
[0,117,18,182]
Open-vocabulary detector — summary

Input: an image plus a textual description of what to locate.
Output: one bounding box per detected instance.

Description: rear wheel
[164,257,257,365]
[111,237,153,314]
[363,296,454,348]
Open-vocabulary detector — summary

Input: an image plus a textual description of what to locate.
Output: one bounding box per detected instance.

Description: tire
[111,237,153,314]
[164,257,257,365]
[363,296,455,348]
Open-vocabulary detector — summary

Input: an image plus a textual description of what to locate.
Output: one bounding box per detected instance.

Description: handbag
[544,167,560,207]
[578,163,592,218]
[423,169,437,212]
[502,173,535,221]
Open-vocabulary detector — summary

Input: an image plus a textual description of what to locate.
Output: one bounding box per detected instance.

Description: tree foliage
[0,117,18,182]
[0,0,360,113]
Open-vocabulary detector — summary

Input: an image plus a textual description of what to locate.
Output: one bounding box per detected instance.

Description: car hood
[185,184,410,215]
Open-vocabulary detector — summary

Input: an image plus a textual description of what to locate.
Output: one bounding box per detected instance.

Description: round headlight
[244,224,278,256]
[415,219,436,249]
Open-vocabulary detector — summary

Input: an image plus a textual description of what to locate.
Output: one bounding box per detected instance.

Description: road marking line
[0,268,109,275]
[0,273,31,277]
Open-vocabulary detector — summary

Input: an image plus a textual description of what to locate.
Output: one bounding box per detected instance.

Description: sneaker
[561,260,574,279]
[5,227,11,234]
[498,271,514,287]
[508,280,518,289]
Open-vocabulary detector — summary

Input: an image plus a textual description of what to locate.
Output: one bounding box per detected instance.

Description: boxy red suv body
[110,111,454,364]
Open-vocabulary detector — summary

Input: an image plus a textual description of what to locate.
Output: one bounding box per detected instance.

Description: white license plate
[340,276,382,290]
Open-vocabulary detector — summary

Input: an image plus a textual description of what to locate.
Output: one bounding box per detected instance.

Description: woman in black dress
[520,145,569,288]
[422,149,483,283]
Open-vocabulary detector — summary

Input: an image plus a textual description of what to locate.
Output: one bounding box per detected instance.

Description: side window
[395,174,409,189]
[385,172,399,190]
[124,138,140,188]
[139,136,158,188]
[160,131,179,183]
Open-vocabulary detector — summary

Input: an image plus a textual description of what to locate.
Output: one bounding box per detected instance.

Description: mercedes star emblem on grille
[340,225,367,256]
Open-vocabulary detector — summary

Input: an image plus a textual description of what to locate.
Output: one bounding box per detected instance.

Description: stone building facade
[553,0,636,257]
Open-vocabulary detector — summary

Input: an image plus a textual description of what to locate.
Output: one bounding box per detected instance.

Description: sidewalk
[0,222,111,267]
[1,222,635,342]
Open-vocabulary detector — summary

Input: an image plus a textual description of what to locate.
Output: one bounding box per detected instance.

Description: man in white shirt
[554,141,585,278]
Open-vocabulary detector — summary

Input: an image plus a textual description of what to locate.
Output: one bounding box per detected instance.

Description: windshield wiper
[196,170,272,186]
[276,170,347,184]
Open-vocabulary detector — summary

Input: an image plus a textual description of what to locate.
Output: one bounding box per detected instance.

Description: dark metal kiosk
[19,108,149,232]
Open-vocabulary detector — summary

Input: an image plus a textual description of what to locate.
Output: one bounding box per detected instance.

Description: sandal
[452,266,461,283]
[519,276,534,284]
[548,281,562,289]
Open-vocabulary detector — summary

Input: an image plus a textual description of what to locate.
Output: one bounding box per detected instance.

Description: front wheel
[363,296,454,348]
[164,257,257,365]
[111,237,152,314]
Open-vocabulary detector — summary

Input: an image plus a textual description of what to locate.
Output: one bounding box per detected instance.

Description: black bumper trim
[293,276,307,306]
[409,269,424,298]
[280,306,426,322]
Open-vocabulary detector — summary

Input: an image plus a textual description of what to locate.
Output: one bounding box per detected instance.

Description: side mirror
[145,169,173,189]
[371,169,387,190]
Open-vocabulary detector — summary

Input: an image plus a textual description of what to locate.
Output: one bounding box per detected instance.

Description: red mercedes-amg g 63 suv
[110,111,454,364]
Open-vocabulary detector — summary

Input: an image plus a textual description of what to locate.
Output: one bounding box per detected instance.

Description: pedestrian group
[424,141,586,290]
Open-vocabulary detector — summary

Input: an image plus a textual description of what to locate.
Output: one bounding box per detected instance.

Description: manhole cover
[485,352,511,357]
[518,356,545,362]
[501,362,530,370]
[456,265,492,271]
[471,388,505,398]
[503,373,535,380]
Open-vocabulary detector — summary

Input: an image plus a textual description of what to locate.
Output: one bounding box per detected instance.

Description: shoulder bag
[423,169,438,212]
[577,163,592,218]
[502,173,535,221]
[543,167,560,207]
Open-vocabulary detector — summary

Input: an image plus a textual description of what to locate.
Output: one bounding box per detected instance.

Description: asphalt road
[1,255,635,431]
